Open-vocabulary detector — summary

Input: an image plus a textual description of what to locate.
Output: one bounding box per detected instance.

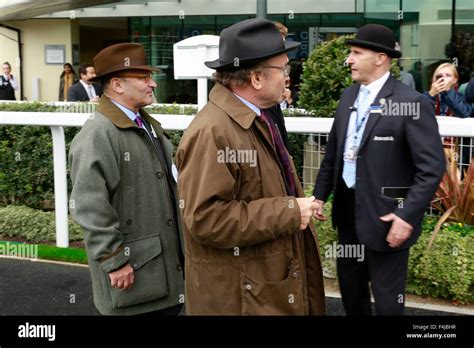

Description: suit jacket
[313,75,445,252]
[67,81,103,101]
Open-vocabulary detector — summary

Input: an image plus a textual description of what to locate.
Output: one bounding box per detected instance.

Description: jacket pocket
[108,234,169,309]
[241,259,305,315]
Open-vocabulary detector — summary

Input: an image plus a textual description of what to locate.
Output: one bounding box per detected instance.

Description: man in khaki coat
[176,18,325,315]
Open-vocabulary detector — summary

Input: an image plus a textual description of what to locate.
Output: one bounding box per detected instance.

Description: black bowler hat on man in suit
[205,18,300,71]
[346,23,402,58]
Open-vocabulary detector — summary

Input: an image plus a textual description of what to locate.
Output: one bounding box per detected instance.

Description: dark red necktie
[258,110,296,196]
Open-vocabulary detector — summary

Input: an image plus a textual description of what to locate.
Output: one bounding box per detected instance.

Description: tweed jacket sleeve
[69,115,129,273]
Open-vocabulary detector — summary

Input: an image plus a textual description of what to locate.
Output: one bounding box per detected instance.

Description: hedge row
[0,205,83,242]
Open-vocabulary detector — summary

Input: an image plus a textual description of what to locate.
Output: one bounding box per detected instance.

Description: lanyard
[354,93,371,141]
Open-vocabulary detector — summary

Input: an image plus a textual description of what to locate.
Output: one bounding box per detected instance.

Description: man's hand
[90,96,100,102]
[380,213,413,248]
[295,196,320,230]
[109,263,135,290]
[312,199,327,221]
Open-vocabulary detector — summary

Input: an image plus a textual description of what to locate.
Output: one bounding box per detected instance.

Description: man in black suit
[68,63,103,102]
[312,24,445,315]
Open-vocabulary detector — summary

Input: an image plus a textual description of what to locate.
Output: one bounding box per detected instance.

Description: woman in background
[424,63,471,118]
[59,63,77,101]
[424,63,472,173]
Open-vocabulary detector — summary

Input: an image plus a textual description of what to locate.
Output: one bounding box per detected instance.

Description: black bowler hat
[346,24,402,58]
[205,18,300,71]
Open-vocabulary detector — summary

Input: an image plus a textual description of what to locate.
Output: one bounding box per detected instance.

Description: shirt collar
[233,93,261,116]
[110,99,139,123]
[79,80,92,90]
[362,71,390,97]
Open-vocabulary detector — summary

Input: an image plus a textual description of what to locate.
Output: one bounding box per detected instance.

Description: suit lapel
[359,75,395,150]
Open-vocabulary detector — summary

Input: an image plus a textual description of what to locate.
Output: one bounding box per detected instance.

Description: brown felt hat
[89,43,159,81]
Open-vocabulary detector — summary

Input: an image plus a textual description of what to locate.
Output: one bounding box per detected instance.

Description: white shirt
[80,80,96,99]
[344,71,390,155]
[233,93,261,116]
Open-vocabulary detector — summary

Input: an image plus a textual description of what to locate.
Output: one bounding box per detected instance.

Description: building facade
[1,0,473,103]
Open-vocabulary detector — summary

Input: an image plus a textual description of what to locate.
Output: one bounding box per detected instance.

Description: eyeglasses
[116,72,154,82]
[258,65,291,77]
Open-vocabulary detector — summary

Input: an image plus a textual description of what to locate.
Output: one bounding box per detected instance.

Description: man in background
[68,63,103,102]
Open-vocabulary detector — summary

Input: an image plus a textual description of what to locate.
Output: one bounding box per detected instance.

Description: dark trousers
[335,180,409,316]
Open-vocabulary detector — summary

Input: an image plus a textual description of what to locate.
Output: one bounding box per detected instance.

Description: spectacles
[117,72,154,82]
[258,65,291,77]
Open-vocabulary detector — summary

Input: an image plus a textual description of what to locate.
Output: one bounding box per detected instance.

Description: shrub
[298,34,400,117]
[0,205,83,243]
[407,217,473,303]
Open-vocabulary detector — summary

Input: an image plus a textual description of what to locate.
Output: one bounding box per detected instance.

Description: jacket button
[167,219,173,226]
[133,263,138,269]
[292,272,298,279]
[126,219,132,225]
[245,283,252,290]
[156,172,164,179]
[177,264,182,272]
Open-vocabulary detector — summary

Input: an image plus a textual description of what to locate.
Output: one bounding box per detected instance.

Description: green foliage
[0,205,83,242]
[298,34,400,117]
[407,217,474,303]
[0,125,55,208]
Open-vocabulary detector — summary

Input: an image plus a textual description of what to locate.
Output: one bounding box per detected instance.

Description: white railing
[1,111,473,247]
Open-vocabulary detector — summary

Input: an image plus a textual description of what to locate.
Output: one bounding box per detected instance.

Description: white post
[197,78,208,111]
[50,126,69,247]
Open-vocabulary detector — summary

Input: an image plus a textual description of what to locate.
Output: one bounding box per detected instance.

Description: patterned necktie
[134,114,144,128]
[259,110,296,196]
[342,86,371,189]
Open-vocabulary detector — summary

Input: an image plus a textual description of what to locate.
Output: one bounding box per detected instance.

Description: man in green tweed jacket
[69,43,184,316]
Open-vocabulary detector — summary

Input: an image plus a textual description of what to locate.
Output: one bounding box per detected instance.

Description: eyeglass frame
[256,64,291,77]
[115,72,154,82]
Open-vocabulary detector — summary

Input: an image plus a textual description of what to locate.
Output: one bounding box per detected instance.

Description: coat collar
[208,83,258,129]
[96,94,164,138]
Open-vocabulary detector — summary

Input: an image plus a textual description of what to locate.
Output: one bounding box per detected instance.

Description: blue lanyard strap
[354,93,371,139]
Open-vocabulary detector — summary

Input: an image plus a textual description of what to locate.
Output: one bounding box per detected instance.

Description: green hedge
[0,205,83,242]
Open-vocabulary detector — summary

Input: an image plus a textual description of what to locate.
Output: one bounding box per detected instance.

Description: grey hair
[212,67,266,88]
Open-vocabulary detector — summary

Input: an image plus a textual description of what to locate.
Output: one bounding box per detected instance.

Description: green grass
[0,240,88,264]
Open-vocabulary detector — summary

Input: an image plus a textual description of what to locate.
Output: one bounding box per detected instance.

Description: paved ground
[0,257,469,316]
